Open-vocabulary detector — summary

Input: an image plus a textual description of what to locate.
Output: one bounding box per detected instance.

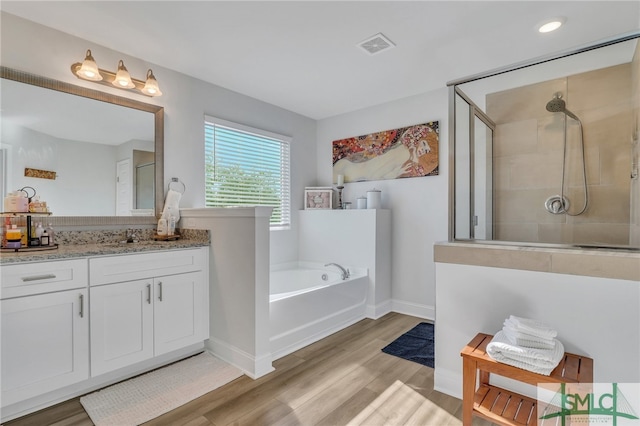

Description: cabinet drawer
[89,248,205,286]
[1,259,88,299]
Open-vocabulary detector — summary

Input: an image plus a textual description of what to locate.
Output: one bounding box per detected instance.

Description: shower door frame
[449,86,495,241]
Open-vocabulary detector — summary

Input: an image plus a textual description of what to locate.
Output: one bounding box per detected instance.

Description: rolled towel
[486,330,565,376]
[505,315,557,339]
[161,188,182,222]
[503,325,556,350]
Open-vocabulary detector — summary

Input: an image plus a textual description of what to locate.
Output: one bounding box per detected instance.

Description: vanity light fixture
[71,49,163,97]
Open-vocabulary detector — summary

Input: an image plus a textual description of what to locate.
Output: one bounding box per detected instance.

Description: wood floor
[5,313,492,426]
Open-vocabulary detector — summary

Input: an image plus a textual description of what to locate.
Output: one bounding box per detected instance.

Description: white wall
[298,209,392,318]
[1,123,116,215]
[1,12,316,263]
[435,262,640,399]
[316,90,449,319]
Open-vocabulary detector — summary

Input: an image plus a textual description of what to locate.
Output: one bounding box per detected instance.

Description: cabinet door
[154,271,205,355]
[90,280,154,376]
[1,289,89,406]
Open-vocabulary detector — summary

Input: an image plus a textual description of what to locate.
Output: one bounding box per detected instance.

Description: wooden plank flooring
[5,313,493,426]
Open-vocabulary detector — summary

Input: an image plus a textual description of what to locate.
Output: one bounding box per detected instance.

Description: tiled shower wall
[631,41,640,247]
[488,62,634,245]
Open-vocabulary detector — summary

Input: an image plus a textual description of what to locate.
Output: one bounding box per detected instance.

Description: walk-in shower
[449,33,639,249]
[543,93,588,216]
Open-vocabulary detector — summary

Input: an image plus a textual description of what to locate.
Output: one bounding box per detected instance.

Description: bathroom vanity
[0,242,210,422]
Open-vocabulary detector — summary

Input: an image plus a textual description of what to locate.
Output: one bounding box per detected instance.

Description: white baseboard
[205,337,274,379]
[434,367,462,400]
[391,299,435,321]
[366,300,392,319]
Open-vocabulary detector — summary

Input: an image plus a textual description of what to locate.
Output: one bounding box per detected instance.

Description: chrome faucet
[324,263,350,280]
[125,228,138,243]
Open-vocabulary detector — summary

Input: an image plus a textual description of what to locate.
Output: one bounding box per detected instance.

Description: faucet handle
[125,228,137,242]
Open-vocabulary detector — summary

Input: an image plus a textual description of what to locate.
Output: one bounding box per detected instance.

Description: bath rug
[80,352,243,426]
[382,322,434,368]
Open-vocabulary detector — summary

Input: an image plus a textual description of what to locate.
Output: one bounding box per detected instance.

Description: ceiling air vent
[358,32,395,56]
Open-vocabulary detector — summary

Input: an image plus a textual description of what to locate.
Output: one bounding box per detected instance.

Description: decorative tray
[1,244,59,253]
[152,233,181,241]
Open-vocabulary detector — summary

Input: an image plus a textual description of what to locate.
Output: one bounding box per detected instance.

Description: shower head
[546,96,566,113]
[546,94,581,122]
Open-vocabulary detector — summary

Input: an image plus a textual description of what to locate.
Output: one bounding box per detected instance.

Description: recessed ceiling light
[538,17,566,33]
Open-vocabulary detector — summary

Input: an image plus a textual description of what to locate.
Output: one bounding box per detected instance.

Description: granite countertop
[0,239,210,265]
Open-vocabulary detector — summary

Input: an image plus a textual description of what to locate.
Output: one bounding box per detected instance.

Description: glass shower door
[452,87,495,241]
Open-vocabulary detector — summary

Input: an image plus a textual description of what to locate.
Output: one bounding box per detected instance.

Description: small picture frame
[304,187,333,210]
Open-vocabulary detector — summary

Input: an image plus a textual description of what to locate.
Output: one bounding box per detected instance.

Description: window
[204,116,291,228]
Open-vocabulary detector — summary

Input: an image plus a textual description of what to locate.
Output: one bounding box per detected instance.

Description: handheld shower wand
[545,93,588,216]
[545,93,581,122]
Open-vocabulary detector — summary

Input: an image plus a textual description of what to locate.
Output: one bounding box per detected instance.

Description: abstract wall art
[332,121,439,183]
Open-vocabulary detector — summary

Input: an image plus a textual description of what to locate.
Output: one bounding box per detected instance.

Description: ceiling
[2,1,639,120]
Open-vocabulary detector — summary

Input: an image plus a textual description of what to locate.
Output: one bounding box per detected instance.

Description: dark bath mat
[381,322,434,368]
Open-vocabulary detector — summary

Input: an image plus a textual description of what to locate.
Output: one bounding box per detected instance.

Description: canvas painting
[332,121,439,183]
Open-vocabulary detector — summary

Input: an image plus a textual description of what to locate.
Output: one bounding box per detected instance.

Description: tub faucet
[324,263,350,280]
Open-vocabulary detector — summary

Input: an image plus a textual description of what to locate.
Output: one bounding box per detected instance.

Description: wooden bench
[460,333,593,426]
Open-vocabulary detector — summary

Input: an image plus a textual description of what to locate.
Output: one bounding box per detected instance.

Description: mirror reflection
[0,70,162,217]
[452,36,639,249]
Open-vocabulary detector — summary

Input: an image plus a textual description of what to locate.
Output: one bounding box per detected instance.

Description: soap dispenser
[157,217,168,236]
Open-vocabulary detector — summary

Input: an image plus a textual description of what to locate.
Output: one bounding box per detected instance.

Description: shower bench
[460,333,593,426]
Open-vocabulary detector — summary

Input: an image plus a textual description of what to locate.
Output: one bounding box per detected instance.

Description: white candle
[337,174,344,186]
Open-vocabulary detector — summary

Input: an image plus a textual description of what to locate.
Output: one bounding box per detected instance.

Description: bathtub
[270,262,368,360]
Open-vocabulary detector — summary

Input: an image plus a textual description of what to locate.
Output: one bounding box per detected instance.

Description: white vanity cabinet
[89,249,207,376]
[0,260,89,407]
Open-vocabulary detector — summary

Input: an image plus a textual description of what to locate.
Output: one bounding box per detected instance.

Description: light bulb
[141,69,162,96]
[112,60,135,89]
[77,50,102,81]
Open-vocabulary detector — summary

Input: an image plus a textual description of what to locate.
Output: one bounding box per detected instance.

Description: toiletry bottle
[168,216,176,236]
[41,229,50,246]
[46,223,55,246]
[157,217,168,236]
[35,222,44,239]
[7,225,22,248]
[19,217,28,246]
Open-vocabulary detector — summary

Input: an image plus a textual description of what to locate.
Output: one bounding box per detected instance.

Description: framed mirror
[0,66,164,222]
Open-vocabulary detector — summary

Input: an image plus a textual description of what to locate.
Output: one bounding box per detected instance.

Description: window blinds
[204,116,291,228]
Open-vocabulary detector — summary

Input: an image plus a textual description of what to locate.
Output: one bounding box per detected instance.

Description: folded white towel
[486,330,565,376]
[503,326,556,350]
[161,189,182,222]
[505,315,558,339]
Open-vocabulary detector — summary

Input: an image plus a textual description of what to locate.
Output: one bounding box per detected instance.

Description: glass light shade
[78,49,103,81]
[141,69,163,96]
[113,60,135,89]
